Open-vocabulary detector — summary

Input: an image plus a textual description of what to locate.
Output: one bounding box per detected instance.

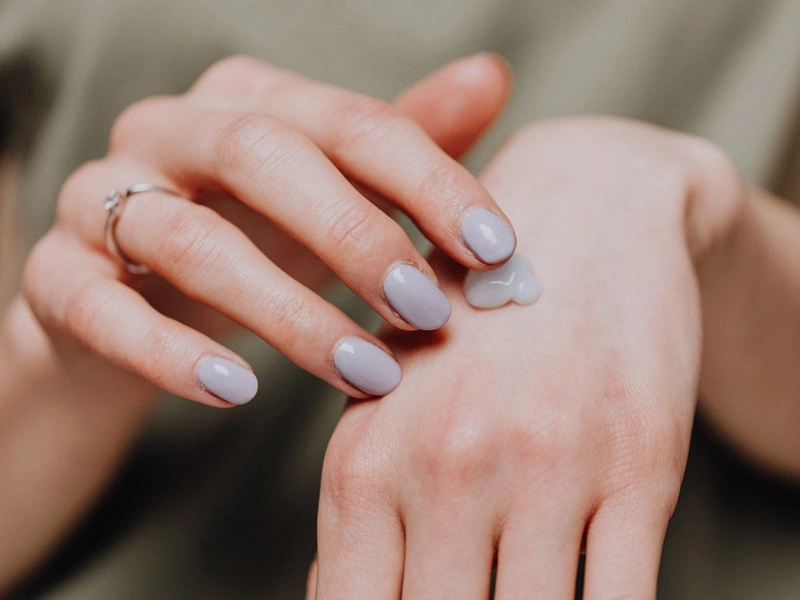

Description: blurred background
[1,0,799,598]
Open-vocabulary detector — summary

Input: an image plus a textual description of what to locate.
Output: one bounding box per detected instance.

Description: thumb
[394,53,513,159]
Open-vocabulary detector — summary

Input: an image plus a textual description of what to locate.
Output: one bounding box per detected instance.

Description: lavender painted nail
[461,208,516,264]
[383,264,451,330]
[334,337,402,396]
[196,357,258,405]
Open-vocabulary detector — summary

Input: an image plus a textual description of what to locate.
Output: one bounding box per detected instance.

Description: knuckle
[606,480,681,528]
[21,234,59,312]
[606,408,686,507]
[57,160,106,223]
[322,199,386,257]
[329,97,407,151]
[213,113,299,179]
[136,321,183,387]
[414,162,465,210]
[260,289,317,354]
[190,56,292,108]
[415,411,497,487]
[321,430,388,509]
[62,279,115,349]
[198,55,264,89]
[109,96,171,153]
[158,206,223,280]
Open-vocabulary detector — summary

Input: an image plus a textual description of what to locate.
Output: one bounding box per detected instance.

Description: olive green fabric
[1,0,800,598]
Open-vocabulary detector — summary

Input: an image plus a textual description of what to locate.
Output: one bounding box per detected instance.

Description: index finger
[192,56,517,268]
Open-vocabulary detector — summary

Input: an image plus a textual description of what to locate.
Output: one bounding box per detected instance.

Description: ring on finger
[103,183,182,274]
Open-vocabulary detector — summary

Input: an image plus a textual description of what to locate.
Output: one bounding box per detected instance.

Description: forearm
[0,295,157,591]
[698,188,800,478]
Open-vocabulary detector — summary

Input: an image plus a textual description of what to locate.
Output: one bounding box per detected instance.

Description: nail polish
[383,264,451,330]
[196,357,258,405]
[461,208,516,264]
[334,337,402,396]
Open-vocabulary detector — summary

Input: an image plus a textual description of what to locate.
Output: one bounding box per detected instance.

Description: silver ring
[103,183,182,274]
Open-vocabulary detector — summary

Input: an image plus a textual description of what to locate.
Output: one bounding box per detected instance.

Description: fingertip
[460,207,517,266]
[195,355,258,405]
[383,263,452,331]
[451,52,514,97]
[332,336,402,397]
[394,53,513,158]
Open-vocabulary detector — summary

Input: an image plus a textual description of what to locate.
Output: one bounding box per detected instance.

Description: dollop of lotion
[463,254,541,309]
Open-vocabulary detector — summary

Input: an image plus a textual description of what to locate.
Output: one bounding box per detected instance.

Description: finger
[23,231,258,407]
[358,54,511,217]
[400,502,495,599]
[315,444,404,598]
[394,53,513,159]
[306,560,318,600]
[188,55,517,267]
[194,53,512,162]
[493,508,585,600]
[582,496,669,599]
[115,103,452,331]
[196,54,511,225]
[110,189,403,398]
[56,161,404,397]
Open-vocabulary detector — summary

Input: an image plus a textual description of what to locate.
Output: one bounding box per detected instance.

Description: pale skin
[1,54,799,597]
[0,54,512,590]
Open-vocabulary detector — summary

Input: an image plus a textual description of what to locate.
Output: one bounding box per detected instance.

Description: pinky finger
[582,495,670,600]
[24,232,257,407]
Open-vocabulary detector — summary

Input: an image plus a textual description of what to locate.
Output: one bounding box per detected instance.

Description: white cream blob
[463,254,541,309]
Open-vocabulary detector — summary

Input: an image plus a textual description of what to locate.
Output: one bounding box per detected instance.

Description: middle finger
[189,57,517,267]
[493,504,586,600]
[119,100,453,331]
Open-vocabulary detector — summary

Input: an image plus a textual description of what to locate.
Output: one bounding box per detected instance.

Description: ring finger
[115,186,405,398]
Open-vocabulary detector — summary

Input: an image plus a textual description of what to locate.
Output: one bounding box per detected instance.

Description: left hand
[309,117,744,599]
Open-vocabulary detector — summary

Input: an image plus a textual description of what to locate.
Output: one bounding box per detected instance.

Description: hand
[0,55,511,592]
[311,118,744,598]
[21,53,514,406]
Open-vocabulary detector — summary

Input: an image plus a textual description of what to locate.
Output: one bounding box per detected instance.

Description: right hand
[21,53,514,406]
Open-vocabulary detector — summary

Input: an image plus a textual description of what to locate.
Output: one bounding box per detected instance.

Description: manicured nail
[383,264,452,330]
[196,357,258,405]
[334,337,402,396]
[461,208,516,264]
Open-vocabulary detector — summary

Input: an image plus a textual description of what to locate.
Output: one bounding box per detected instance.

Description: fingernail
[461,208,516,264]
[333,337,402,396]
[383,264,452,330]
[196,357,258,405]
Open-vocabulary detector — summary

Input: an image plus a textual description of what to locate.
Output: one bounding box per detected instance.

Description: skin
[3,56,800,598]
[309,120,800,598]
[21,53,515,407]
[0,54,511,591]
